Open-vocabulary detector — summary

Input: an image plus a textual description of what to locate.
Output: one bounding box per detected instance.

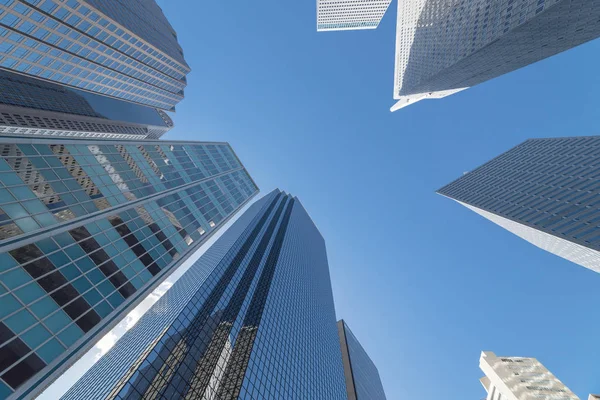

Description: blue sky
[90,1,600,398]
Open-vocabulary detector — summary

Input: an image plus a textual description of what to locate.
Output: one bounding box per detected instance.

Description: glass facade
[0,69,170,127]
[63,189,347,400]
[438,136,600,273]
[0,0,189,111]
[0,136,257,400]
[393,0,600,106]
[338,320,387,400]
[83,0,187,67]
[0,68,173,139]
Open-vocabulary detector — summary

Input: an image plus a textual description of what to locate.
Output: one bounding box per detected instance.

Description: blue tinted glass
[0,68,167,127]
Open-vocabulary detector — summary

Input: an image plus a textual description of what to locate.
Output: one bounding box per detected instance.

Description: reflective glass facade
[0,0,189,111]
[0,136,257,400]
[0,68,173,139]
[338,320,387,400]
[393,0,600,109]
[438,136,600,273]
[63,189,347,400]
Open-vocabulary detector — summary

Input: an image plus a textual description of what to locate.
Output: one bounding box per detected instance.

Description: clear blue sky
[157,1,600,398]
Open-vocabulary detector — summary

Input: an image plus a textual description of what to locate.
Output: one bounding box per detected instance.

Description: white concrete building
[479,351,579,400]
[317,0,392,32]
[391,0,600,111]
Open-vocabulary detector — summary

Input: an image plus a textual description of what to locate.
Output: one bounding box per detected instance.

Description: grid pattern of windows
[317,0,392,31]
[0,141,252,242]
[63,190,347,400]
[0,69,101,118]
[339,320,387,400]
[0,125,144,139]
[0,111,148,138]
[84,0,187,68]
[0,68,172,139]
[438,137,600,254]
[0,137,257,400]
[480,351,579,400]
[0,67,171,125]
[393,0,600,103]
[0,0,189,110]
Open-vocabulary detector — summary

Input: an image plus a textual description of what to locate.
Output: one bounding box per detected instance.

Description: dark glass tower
[0,69,173,140]
[338,320,387,400]
[438,136,600,274]
[62,189,347,400]
[0,136,257,400]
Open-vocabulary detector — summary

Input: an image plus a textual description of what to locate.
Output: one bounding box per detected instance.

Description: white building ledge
[390,87,468,112]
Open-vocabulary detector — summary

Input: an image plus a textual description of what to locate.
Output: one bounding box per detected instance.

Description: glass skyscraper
[0,0,188,111]
[0,136,257,400]
[392,0,600,110]
[438,136,600,275]
[0,68,173,140]
[338,320,387,400]
[62,189,347,400]
[0,0,188,139]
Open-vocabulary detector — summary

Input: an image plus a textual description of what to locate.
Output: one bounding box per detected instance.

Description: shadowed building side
[0,69,173,140]
[337,320,387,400]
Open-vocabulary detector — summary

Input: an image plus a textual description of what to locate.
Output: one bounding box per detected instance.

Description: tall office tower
[438,136,600,275]
[337,320,387,400]
[0,68,173,139]
[316,0,392,31]
[479,351,579,400]
[0,136,257,400]
[63,189,347,400]
[391,0,600,111]
[0,0,188,112]
[589,395,600,400]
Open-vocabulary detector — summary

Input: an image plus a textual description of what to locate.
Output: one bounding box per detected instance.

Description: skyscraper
[0,0,189,112]
[62,189,348,400]
[0,136,257,400]
[479,351,579,400]
[392,0,600,111]
[438,136,600,275]
[0,68,173,140]
[316,0,392,32]
[337,319,387,400]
